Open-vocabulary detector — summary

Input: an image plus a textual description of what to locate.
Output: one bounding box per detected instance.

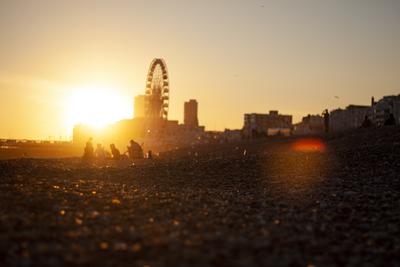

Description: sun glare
[65,85,131,129]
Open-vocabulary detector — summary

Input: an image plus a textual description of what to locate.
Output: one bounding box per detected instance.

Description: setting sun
[65,85,132,129]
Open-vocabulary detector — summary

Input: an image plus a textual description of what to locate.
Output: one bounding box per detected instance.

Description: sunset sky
[0,0,399,140]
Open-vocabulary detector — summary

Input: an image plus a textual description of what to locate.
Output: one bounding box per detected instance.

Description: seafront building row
[242,95,399,138]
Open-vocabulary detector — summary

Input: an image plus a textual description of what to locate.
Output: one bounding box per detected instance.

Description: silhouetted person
[95,143,106,159]
[110,144,121,160]
[83,138,94,160]
[323,109,330,134]
[147,150,153,159]
[361,115,372,128]
[384,113,396,126]
[127,139,144,160]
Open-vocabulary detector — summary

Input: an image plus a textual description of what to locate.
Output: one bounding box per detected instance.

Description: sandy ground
[0,127,399,266]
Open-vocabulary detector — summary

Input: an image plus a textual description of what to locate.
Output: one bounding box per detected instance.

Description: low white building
[222,129,242,141]
[243,110,293,138]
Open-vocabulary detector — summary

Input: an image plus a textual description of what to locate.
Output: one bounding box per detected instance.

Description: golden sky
[0,0,399,139]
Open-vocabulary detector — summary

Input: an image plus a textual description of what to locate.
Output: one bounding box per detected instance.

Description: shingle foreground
[0,127,399,267]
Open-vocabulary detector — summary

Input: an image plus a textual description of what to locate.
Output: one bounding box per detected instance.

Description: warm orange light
[64,84,131,129]
[292,138,326,152]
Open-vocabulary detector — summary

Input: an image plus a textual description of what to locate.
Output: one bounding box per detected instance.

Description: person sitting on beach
[95,143,106,159]
[127,139,144,160]
[361,115,372,128]
[82,138,94,160]
[110,144,121,160]
[384,113,396,126]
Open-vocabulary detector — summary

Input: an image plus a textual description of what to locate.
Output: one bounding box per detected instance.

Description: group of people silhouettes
[83,138,149,161]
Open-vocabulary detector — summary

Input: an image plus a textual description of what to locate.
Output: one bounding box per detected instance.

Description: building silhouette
[321,95,400,133]
[330,105,370,132]
[372,95,400,126]
[184,99,199,128]
[293,114,324,135]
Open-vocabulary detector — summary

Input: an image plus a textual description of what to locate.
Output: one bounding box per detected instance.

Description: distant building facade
[243,110,292,138]
[184,99,199,128]
[322,95,400,133]
[294,114,324,135]
[222,129,242,141]
[330,105,371,132]
[372,95,400,126]
[134,95,146,118]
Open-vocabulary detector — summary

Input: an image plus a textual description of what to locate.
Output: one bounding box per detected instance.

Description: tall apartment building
[184,99,199,127]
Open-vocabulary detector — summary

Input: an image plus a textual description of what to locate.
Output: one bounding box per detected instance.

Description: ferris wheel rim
[144,58,170,120]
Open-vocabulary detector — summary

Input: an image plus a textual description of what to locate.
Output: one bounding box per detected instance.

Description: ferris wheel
[145,58,169,120]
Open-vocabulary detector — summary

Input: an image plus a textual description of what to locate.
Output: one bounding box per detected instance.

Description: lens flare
[292,138,326,152]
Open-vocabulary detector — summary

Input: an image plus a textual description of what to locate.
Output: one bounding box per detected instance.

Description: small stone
[99,242,109,250]
[112,199,121,205]
[131,243,142,252]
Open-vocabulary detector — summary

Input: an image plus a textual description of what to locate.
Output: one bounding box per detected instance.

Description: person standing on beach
[323,109,330,134]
